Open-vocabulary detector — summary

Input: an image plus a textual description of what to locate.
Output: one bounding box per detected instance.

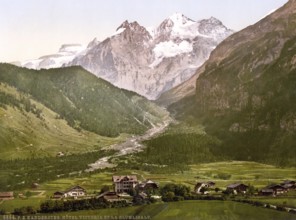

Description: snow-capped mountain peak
[21,13,234,100]
[168,12,195,26]
[21,44,87,70]
[87,38,100,48]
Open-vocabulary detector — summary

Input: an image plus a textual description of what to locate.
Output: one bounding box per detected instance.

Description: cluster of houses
[194,181,249,195]
[52,175,159,202]
[194,180,296,196]
[258,180,296,196]
[1,177,295,203]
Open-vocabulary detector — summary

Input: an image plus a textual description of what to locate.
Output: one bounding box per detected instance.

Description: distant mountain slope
[70,13,233,99]
[0,64,168,140]
[170,0,296,166]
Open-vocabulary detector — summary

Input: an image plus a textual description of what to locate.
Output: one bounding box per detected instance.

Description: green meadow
[39,201,295,220]
[1,161,296,214]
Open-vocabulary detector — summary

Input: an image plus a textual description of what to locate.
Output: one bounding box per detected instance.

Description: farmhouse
[258,188,274,196]
[112,175,138,193]
[194,181,215,194]
[52,185,86,199]
[226,183,248,194]
[97,191,126,203]
[137,179,159,192]
[52,191,64,199]
[0,192,14,200]
[264,184,287,195]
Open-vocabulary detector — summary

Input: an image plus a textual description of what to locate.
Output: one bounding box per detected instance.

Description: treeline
[139,133,221,167]
[40,198,128,213]
[113,131,223,173]
[0,91,43,119]
[0,150,115,191]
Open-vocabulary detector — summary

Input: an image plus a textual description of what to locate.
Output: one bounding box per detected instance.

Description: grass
[2,161,295,213]
[0,197,44,212]
[40,201,296,220]
[250,191,296,208]
[0,83,129,160]
[189,161,296,189]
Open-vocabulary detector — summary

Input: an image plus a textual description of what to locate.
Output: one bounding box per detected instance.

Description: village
[0,175,295,215]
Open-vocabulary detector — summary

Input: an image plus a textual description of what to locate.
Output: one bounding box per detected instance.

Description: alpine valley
[1,1,296,219]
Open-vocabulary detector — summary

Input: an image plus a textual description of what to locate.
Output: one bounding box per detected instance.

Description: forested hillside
[0,64,168,159]
[169,0,296,167]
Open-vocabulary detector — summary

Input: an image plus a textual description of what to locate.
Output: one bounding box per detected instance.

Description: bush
[13,206,36,215]
[173,196,184,201]
[276,206,285,211]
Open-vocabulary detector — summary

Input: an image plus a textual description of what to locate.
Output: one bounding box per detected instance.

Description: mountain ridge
[169,0,296,166]
[19,13,233,100]
[0,64,168,139]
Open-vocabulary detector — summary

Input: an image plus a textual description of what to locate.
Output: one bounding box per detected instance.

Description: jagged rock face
[69,13,233,99]
[20,13,233,99]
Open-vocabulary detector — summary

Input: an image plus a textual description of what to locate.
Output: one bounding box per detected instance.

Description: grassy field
[0,197,45,212]
[250,191,296,208]
[1,161,296,213]
[39,201,296,220]
[0,84,129,160]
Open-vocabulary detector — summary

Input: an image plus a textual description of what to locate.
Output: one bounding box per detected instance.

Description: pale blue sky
[0,0,288,62]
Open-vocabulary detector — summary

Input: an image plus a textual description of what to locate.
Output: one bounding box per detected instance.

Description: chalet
[97,191,126,203]
[112,175,138,193]
[64,185,86,198]
[226,183,248,194]
[258,188,274,196]
[194,181,215,194]
[52,185,86,199]
[281,180,296,190]
[137,180,159,192]
[52,191,64,199]
[0,192,14,200]
[265,184,287,195]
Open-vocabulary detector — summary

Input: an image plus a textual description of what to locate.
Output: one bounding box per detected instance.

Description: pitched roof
[65,185,86,193]
[282,180,295,184]
[138,179,158,188]
[266,184,285,189]
[112,175,138,183]
[227,183,248,189]
[53,191,65,195]
[281,183,294,189]
[207,181,215,185]
[260,188,274,193]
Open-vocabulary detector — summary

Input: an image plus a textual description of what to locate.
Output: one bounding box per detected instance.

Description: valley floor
[1,161,296,219]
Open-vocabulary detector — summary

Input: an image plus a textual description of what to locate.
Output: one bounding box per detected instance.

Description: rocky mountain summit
[21,13,233,99]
